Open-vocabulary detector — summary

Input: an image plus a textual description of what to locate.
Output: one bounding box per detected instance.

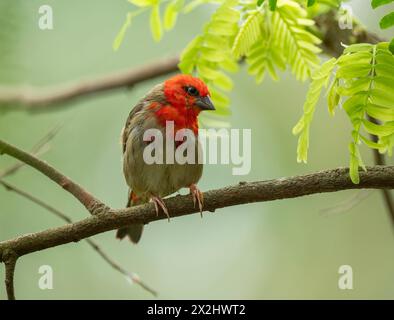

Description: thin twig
[0,138,106,214]
[85,239,157,296]
[0,124,61,179]
[0,179,157,297]
[0,179,73,222]
[320,190,374,216]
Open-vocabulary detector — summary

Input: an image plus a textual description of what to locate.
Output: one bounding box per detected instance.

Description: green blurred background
[1,0,394,299]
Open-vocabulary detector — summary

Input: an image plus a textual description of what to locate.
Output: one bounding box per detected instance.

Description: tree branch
[0,131,157,297]
[0,9,391,299]
[0,11,383,111]
[0,56,179,111]
[0,165,393,260]
[0,179,157,297]
[315,10,383,58]
[1,137,394,298]
[3,250,18,300]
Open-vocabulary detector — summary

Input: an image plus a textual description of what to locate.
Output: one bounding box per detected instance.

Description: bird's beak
[195,96,215,111]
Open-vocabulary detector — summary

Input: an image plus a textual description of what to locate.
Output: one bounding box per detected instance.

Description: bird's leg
[150,195,170,222]
[189,184,203,217]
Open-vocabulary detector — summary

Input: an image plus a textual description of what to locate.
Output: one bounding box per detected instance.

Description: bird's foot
[189,184,203,217]
[150,195,170,222]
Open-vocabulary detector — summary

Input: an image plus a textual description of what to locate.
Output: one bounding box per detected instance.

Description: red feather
[154,74,210,135]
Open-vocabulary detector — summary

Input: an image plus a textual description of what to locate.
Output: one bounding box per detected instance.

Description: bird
[116,74,215,243]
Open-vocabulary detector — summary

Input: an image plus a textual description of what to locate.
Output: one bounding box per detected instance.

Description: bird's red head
[154,74,215,134]
[163,74,215,112]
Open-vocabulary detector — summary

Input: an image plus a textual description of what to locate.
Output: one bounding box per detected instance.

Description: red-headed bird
[117,74,215,243]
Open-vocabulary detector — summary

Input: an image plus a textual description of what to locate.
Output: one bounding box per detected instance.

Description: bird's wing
[121,102,145,153]
[121,83,166,153]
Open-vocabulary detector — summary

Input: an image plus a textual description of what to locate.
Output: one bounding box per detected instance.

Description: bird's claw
[190,184,203,217]
[150,196,170,222]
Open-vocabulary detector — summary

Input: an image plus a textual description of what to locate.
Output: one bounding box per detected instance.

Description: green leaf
[210,88,230,109]
[150,5,162,41]
[129,0,155,7]
[112,13,133,51]
[200,47,226,62]
[375,62,394,78]
[327,78,340,115]
[272,2,321,81]
[337,78,370,96]
[269,0,277,10]
[376,51,394,66]
[179,0,239,111]
[219,57,239,73]
[297,18,315,26]
[164,0,183,31]
[296,129,309,163]
[389,38,394,54]
[208,21,238,36]
[343,43,373,54]
[379,133,394,156]
[337,51,372,65]
[369,88,394,108]
[377,42,390,50]
[293,58,336,163]
[307,0,316,6]
[336,64,371,79]
[246,36,287,83]
[214,72,233,91]
[371,0,394,9]
[349,143,360,184]
[360,135,384,149]
[214,5,240,23]
[380,12,394,29]
[183,0,206,13]
[366,104,394,122]
[257,0,264,6]
[232,10,263,58]
[362,119,394,137]
[197,64,221,80]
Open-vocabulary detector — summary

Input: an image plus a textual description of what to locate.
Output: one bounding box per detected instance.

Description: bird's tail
[116,191,144,244]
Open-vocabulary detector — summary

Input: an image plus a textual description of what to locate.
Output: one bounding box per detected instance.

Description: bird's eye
[185,86,199,96]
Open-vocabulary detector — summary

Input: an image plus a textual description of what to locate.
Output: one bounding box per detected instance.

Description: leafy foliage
[114,0,393,183]
[371,0,394,53]
[164,0,184,30]
[234,1,322,83]
[113,0,183,50]
[116,0,324,92]
[245,20,286,82]
[271,1,322,81]
[294,43,394,183]
[269,0,278,10]
[232,9,264,59]
[179,0,240,120]
[292,58,336,163]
